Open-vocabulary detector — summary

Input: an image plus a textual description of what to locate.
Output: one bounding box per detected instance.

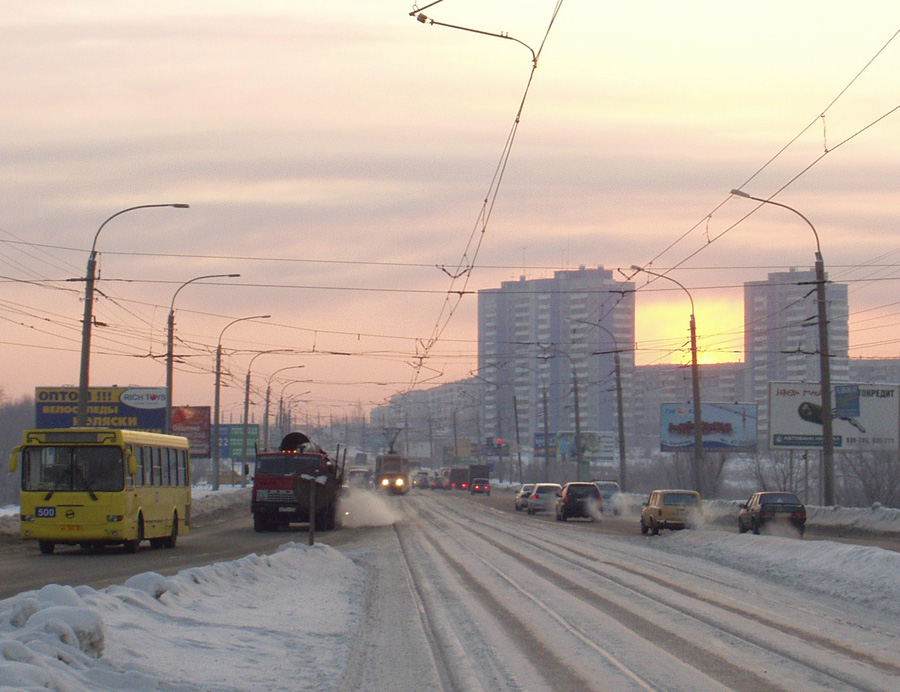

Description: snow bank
[650,529,900,616]
[0,542,364,691]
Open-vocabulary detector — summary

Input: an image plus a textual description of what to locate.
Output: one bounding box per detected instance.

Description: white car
[526,483,562,515]
[514,484,534,511]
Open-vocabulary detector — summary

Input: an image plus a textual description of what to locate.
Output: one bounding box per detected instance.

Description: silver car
[527,483,562,515]
[514,484,534,511]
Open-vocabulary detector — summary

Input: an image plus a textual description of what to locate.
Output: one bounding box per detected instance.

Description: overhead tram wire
[406,1,565,390]
[637,27,900,277]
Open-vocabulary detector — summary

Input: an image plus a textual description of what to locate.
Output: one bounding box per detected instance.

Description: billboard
[660,402,757,453]
[556,431,614,464]
[35,386,166,432]
[769,382,899,451]
[217,423,260,459]
[172,406,211,458]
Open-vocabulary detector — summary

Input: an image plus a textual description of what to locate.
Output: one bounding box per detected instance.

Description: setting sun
[635,291,745,366]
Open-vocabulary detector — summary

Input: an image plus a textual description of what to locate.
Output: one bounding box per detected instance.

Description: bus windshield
[22,446,124,493]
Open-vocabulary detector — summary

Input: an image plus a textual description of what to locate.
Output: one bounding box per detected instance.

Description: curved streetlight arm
[91,203,189,254]
[411,10,537,65]
[730,190,821,257]
[170,273,240,313]
[630,265,695,316]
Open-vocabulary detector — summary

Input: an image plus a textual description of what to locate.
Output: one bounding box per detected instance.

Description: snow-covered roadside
[0,543,364,691]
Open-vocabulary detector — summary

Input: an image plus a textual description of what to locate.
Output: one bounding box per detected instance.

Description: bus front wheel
[162,512,178,549]
[123,515,144,553]
[38,541,55,555]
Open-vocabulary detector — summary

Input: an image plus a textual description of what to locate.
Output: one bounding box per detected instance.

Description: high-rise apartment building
[477,266,635,458]
[744,267,849,443]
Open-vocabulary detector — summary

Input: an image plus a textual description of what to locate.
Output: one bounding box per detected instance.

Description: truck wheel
[253,514,270,532]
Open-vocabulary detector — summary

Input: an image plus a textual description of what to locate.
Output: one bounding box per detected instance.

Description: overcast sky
[2,1,899,418]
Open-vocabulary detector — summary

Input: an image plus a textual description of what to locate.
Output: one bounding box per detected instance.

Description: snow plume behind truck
[251,432,344,531]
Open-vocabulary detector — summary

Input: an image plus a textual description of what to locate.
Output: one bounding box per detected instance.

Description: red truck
[251,432,344,532]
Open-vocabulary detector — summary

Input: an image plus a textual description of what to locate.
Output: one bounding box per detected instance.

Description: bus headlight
[380,478,389,487]
[394,478,404,487]
[107,515,123,523]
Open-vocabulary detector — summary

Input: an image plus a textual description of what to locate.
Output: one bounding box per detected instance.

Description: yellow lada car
[640,489,702,535]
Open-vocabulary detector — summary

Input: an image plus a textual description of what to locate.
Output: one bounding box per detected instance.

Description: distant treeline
[0,395,34,506]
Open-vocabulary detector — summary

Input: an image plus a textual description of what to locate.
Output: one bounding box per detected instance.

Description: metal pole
[573,365,585,481]
[543,387,550,482]
[212,343,222,490]
[513,395,523,483]
[815,253,835,504]
[689,314,704,493]
[77,251,98,426]
[613,349,627,491]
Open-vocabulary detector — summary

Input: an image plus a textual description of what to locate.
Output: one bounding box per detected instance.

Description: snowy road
[342,491,900,692]
[2,488,899,691]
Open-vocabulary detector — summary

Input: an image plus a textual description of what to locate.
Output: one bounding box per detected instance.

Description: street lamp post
[166,273,240,433]
[212,315,270,491]
[542,349,585,481]
[263,366,306,450]
[730,189,834,505]
[77,203,189,426]
[631,265,704,493]
[571,318,628,491]
[240,351,293,486]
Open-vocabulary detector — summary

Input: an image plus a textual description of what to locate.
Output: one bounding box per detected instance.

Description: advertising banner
[172,406,211,457]
[217,423,261,459]
[35,386,166,432]
[556,431,612,464]
[660,402,757,453]
[769,382,899,451]
[533,432,557,457]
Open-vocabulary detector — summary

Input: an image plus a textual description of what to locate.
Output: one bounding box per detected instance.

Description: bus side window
[178,450,188,486]
[160,448,171,486]
[152,447,162,486]
[142,446,153,487]
[132,446,143,486]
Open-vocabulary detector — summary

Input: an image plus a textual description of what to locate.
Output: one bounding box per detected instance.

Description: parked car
[592,480,621,515]
[527,483,562,515]
[556,482,602,521]
[470,478,491,495]
[738,491,806,536]
[640,489,702,535]
[514,484,535,511]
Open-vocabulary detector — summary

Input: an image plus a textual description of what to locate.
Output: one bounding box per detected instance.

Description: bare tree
[0,394,35,506]
[838,450,900,508]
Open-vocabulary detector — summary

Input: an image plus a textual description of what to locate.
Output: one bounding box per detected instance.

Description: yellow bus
[9,428,192,554]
